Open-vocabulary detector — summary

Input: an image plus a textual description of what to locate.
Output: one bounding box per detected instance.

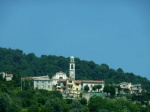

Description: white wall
[82,82,104,92]
[34,80,52,91]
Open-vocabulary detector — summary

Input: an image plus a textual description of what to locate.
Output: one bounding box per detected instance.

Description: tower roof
[70,56,74,58]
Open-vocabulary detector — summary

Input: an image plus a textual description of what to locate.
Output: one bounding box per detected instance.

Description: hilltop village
[1,56,150,112]
[18,56,142,98]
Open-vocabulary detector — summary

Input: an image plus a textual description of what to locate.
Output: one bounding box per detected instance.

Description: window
[76,88,78,91]
[69,85,72,88]
[48,85,50,88]
[71,64,73,69]
[69,80,72,83]
[76,83,79,86]
[59,77,63,79]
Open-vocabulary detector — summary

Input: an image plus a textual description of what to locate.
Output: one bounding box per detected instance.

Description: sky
[0,0,150,79]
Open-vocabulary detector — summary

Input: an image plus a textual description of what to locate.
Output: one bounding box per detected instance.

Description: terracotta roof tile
[6,74,13,77]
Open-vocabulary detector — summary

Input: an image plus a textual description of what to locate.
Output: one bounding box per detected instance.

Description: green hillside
[0,47,150,90]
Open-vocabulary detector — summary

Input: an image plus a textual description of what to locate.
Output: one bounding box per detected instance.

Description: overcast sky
[0,0,150,79]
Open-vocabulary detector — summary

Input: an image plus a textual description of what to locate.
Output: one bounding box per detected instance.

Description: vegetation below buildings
[0,47,150,90]
[0,80,150,112]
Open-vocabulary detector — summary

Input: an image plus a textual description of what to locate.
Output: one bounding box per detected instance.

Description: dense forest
[0,47,150,90]
[0,86,149,112]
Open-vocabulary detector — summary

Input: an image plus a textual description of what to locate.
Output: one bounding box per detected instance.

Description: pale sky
[0,0,150,79]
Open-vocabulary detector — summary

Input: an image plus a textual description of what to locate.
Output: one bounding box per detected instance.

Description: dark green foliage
[88,96,106,112]
[70,100,82,112]
[92,86,96,92]
[80,98,87,105]
[7,103,21,112]
[88,96,142,112]
[65,99,73,104]
[61,100,70,112]
[96,85,102,92]
[103,85,115,97]
[45,97,62,112]
[0,74,4,81]
[126,91,150,105]
[71,100,82,108]
[0,83,7,92]
[28,105,39,112]
[50,90,63,99]
[84,85,89,92]
[0,93,11,112]
[39,105,48,112]
[115,98,140,112]
[82,106,89,112]
[21,80,33,90]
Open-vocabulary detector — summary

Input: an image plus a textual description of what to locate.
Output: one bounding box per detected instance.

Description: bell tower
[69,56,75,80]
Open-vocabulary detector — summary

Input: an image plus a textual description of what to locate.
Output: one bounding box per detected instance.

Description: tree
[28,105,39,112]
[103,85,115,98]
[100,64,109,73]
[45,97,62,112]
[103,84,110,96]
[84,85,89,92]
[7,103,21,112]
[39,105,48,112]
[70,100,82,112]
[109,85,116,98]
[115,99,140,112]
[88,96,107,112]
[117,68,124,74]
[92,86,96,92]
[80,98,87,105]
[0,93,12,112]
[0,73,4,81]
[96,85,102,92]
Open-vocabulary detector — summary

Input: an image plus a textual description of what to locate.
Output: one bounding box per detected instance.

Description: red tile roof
[59,79,67,82]
[74,80,104,83]
[74,80,82,83]
[6,74,13,77]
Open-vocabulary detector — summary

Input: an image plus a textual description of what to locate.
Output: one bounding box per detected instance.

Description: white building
[33,75,52,91]
[82,80,105,92]
[5,74,13,81]
[131,84,142,94]
[69,56,75,80]
[0,72,13,81]
[51,71,68,86]
[116,82,142,95]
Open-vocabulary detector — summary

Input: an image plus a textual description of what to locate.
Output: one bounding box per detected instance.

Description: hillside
[0,47,150,90]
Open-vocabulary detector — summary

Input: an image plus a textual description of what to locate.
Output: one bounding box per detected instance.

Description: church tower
[69,56,75,80]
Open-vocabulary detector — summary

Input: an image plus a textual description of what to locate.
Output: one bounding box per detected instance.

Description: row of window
[36,85,51,89]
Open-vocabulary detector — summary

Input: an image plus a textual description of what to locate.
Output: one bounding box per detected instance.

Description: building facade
[116,82,142,95]
[51,71,68,86]
[0,72,13,81]
[33,76,52,91]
